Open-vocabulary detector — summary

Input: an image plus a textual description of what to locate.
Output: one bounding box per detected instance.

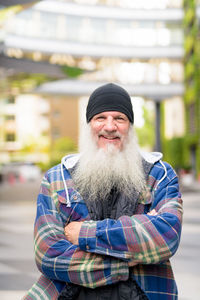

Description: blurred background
[0,0,199,299]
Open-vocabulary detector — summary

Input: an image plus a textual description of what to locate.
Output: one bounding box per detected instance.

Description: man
[23,83,183,300]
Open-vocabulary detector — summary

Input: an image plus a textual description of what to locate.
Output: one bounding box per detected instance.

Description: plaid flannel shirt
[23,153,183,300]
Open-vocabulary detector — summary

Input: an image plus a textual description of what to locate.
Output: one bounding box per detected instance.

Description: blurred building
[48,95,79,142]
[0,0,199,177]
[0,94,50,162]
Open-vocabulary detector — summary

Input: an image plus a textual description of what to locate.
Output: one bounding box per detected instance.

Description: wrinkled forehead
[90,110,130,119]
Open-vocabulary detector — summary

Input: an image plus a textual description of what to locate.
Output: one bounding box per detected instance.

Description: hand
[147,209,158,216]
[64,221,83,245]
[128,260,138,267]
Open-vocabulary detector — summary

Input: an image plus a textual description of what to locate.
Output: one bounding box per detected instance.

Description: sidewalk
[0,291,26,300]
[172,188,200,300]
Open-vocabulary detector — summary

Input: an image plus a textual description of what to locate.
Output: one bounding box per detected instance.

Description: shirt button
[86,245,89,250]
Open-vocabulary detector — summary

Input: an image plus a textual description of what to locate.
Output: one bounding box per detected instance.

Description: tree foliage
[49,137,77,167]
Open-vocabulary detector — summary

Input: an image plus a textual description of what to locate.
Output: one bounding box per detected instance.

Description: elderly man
[23,83,183,300]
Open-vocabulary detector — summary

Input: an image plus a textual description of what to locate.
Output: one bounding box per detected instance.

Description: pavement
[171,181,200,300]
[0,180,41,300]
[0,178,199,300]
[180,177,200,193]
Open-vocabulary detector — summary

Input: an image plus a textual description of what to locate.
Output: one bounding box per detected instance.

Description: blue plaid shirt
[23,153,183,300]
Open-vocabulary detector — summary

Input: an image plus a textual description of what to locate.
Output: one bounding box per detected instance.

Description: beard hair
[72,123,146,203]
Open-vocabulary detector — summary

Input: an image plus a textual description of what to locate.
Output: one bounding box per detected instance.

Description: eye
[116,116,126,121]
[96,116,105,120]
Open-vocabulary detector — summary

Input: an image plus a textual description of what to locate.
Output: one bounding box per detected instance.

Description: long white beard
[72,123,146,202]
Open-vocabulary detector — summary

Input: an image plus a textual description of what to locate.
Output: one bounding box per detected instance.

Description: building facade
[0,94,50,163]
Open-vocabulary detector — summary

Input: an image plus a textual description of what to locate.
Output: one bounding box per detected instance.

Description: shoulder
[152,161,177,181]
[61,153,80,169]
[44,163,63,183]
[150,161,179,194]
[141,151,177,182]
[44,153,80,182]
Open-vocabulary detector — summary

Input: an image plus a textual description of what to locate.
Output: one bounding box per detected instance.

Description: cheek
[90,125,101,141]
[118,129,130,147]
[91,122,102,134]
[119,125,130,136]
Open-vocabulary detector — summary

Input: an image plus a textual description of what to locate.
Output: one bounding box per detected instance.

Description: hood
[140,150,163,164]
[60,154,80,207]
[61,153,80,170]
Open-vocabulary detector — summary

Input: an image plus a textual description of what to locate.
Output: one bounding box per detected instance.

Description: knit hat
[86,83,134,123]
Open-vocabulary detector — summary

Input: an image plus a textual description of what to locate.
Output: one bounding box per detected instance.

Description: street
[0,180,200,300]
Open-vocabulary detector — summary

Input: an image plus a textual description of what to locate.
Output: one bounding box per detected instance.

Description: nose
[103,116,117,132]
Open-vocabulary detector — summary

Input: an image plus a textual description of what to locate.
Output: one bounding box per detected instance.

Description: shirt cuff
[79,220,97,251]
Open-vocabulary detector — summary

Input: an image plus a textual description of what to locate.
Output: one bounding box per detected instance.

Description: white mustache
[98,130,122,139]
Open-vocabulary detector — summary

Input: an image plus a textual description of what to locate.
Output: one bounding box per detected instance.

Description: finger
[147,209,157,216]
[128,261,138,267]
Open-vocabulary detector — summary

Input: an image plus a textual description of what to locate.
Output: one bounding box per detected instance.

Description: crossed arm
[64,210,158,245]
[35,168,182,288]
[64,209,158,267]
[65,176,182,265]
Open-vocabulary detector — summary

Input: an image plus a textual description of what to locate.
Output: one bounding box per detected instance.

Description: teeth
[104,136,117,140]
[99,135,119,140]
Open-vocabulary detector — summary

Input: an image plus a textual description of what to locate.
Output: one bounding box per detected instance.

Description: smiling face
[90,111,130,151]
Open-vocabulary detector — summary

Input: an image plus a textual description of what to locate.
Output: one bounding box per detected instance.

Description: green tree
[50,137,77,167]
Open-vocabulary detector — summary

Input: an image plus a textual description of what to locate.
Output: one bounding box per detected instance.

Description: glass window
[7,97,15,104]
[52,127,60,139]
[39,11,57,39]
[82,59,183,84]
[5,133,15,142]
[53,110,60,118]
[6,5,183,47]
[5,115,15,120]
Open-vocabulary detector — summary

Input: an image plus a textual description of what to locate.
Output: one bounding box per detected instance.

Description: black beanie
[86,83,134,123]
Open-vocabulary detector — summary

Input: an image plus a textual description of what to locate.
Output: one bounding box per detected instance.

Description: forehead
[93,111,128,118]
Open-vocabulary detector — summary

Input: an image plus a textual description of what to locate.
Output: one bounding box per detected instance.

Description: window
[52,127,60,139]
[53,110,60,118]
[5,133,16,141]
[7,96,15,104]
[5,115,15,121]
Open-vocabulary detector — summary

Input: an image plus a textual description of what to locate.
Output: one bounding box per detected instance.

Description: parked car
[0,162,41,182]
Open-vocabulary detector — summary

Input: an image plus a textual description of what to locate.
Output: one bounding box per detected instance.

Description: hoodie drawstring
[61,159,71,207]
[155,160,167,191]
